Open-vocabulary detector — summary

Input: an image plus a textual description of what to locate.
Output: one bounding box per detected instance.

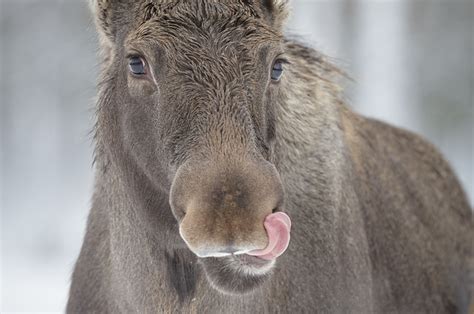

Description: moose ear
[88,0,123,46]
[259,0,290,29]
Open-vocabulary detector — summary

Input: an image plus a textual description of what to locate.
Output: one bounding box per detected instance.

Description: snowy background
[1,0,472,312]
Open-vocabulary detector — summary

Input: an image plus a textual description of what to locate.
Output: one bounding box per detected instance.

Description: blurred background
[1,0,472,312]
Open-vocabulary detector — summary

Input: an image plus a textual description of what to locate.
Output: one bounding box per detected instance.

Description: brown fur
[68,0,473,312]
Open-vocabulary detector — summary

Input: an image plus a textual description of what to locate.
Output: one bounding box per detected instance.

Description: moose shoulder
[67,0,473,313]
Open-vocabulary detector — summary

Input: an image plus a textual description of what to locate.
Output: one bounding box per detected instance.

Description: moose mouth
[199,212,291,295]
[220,253,276,275]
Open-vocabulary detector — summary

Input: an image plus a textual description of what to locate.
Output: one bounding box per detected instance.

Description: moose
[67,0,473,312]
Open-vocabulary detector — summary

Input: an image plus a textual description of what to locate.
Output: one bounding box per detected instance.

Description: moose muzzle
[169,157,291,260]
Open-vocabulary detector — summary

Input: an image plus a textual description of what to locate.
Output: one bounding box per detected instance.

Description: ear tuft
[260,0,290,29]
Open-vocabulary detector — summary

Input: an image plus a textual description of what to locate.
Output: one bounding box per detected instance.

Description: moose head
[90,0,292,294]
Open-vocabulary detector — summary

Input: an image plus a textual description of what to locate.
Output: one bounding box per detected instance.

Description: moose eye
[271,59,284,81]
[128,56,147,75]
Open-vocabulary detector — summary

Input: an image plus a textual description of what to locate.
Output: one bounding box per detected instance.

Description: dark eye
[129,56,147,75]
[271,59,284,81]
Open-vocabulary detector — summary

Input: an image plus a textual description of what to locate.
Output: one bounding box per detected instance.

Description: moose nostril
[272,207,278,213]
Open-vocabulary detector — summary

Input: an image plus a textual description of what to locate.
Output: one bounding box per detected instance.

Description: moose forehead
[125,1,282,55]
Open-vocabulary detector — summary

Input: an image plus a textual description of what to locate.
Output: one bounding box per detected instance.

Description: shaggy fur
[68,0,473,312]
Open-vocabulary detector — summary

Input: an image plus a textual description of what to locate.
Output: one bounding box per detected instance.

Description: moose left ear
[259,0,291,29]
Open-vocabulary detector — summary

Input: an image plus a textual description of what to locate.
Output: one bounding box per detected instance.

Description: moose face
[93,0,292,294]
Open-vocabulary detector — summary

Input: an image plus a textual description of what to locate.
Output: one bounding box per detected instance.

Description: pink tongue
[247,212,291,260]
